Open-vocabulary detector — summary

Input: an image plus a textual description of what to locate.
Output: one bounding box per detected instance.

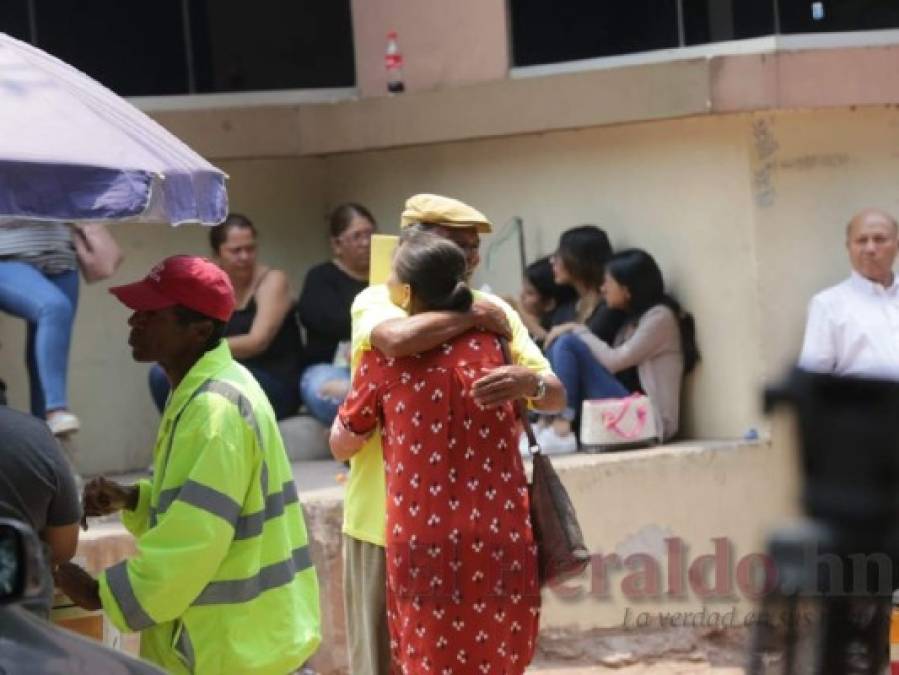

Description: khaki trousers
[343,535,392,675]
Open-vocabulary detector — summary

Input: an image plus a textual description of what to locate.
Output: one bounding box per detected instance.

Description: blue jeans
[0,262,78,416]
[149,362,299,420]
[299,363,350,425]
[546,332,628,419]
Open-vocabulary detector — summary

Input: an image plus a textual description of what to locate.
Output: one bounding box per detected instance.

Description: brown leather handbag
[501,339,591,586]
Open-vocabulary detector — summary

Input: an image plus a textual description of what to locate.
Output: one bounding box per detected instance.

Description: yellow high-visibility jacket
[98,342,321,674]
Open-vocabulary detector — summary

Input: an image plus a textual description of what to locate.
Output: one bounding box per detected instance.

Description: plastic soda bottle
[385,31,405,94]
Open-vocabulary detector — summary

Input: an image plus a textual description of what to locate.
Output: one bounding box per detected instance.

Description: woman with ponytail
[330,230,540,674]
[548,248,699,442]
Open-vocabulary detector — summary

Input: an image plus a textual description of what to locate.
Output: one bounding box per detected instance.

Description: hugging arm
[371,299,510,357]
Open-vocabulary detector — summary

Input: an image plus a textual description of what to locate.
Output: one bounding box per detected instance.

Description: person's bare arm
[371,299,511,357]
[543,322,582,349]
[575,306,674,373]
[42,523,79,565]
[228,269,293,359]
[471,367,565,412]
[534,372,565,412]
[470,294,565,413]
[329,416,372,461]
[54,562,100,610]
[82,476,139,517]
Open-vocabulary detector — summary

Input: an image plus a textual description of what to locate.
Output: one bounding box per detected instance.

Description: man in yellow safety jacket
[55,255,321,674]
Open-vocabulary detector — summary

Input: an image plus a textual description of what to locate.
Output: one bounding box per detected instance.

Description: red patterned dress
[339,329,540,674]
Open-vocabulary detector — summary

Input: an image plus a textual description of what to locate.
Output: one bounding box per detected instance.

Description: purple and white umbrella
[0,32,227,225]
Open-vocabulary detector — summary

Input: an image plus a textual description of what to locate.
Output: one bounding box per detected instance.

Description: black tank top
[225,280,303,384]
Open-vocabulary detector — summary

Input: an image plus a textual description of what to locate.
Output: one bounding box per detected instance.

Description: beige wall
[322,105,899,440]
[7,106,898,473]
[747,107,899,380]
[323,114,763,438]
[540,436,800,630]
[0,157,328,475]
[350,0,509,98]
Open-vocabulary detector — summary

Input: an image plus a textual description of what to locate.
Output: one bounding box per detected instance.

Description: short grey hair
[399,222,438,243]
[845,209,899,238]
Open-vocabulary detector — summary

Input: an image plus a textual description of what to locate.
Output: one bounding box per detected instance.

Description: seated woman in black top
[512,255,577,347]
[546,225,627,349]
[533,226,628,451]
[297,203,375,424]
[148,213,302,419]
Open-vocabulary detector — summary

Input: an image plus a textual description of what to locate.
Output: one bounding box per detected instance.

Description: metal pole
[26,0,38,45]
[773,0,782,35]
[181,0,197,93]
[676,0,686,47]
[515,217,527,276]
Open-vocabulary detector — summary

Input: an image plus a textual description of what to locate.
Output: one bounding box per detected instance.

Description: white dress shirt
[798,270,899,379]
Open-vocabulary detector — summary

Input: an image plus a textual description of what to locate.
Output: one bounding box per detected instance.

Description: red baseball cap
[109,255,235,322]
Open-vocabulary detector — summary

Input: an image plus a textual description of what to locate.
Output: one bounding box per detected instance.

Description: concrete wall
[539,435,800,632]
[747,106,899,380]
[0,157,328,475]
[350,0,509,98]
[322,105,899,439]
[144,46,899,160]
[323,114,763,439]
[6,105,898,473]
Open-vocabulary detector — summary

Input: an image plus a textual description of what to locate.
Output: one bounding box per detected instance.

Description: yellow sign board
[369,234,398,286]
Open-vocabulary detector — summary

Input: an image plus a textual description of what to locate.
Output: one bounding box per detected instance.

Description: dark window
[683,0,776,45]
[33,0,188,96]
[1,0,355,96]
[510,0,678,67]
[188,0,355,93]
[0,0,31,42]
[778,0,899,34]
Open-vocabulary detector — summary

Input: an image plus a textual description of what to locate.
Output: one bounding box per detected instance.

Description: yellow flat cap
[399,193,493,233]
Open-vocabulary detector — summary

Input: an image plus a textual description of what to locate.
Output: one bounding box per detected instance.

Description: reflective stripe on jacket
[98,342,321,674]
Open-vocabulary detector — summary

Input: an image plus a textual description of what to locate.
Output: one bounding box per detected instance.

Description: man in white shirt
[798,208,899,379]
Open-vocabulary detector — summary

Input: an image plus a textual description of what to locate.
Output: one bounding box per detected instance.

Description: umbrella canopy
[0,32,227,225]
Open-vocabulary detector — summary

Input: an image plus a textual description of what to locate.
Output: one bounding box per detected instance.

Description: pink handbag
[72,223,124,283]
[580,393,658,452]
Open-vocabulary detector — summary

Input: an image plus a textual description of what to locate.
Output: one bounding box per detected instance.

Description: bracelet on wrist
[525,374,546,401]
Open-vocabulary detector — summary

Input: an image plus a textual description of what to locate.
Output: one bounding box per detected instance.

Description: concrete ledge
[151,45,899,160]
[74,439,793,673]
[279,415,332,462]
[538,438,797,634]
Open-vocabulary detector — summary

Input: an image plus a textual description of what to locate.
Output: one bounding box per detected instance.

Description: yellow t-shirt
[342,284,552,546]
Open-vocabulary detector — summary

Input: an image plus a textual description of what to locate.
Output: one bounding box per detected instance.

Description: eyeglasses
[444,235,480,254]
[339,229,374,244]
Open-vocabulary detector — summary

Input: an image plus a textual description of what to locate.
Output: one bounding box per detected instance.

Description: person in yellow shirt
[331,194,565,675]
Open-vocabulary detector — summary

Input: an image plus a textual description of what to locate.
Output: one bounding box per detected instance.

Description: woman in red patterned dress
[331,232,540,674]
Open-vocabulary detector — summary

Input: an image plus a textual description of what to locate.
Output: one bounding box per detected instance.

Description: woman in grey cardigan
[546,249,699,442]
